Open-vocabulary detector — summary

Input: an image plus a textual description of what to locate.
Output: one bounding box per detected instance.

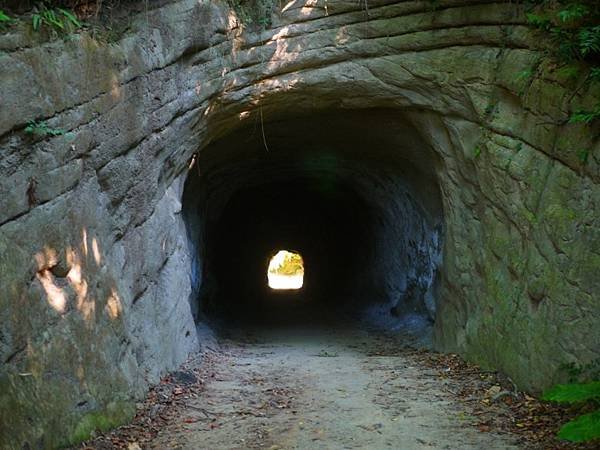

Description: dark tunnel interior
[212,177,375,318]
[182,109,444,329]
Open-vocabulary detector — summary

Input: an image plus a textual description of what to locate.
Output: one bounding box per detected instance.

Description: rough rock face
[0,0,599,446]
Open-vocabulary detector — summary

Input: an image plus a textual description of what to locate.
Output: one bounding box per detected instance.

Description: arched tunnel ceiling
[194,109,444,223]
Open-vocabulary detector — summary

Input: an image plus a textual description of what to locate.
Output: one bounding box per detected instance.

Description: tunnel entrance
[267,250,304,290]
[182,109,444,331]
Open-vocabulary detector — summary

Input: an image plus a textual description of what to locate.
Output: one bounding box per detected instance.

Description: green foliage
[524,2,600,127]
[0,9,13,29]
[569,104,600,124]
[268,250,304,276]
[526,12,552,31]
[32,2,81,33]
[227,0,277,28]
[526,1,600,61]
[558,411,600,442]
[557,3,589,22]
[68,401,135,446]
[578,25,600,56]
[543,381,600,403]
[24,120,65,137]
[543,381,600,443]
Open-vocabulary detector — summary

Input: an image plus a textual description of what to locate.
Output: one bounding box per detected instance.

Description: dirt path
[147,325,521,450]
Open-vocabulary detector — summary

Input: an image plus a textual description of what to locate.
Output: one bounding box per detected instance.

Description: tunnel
[182,109,444,329]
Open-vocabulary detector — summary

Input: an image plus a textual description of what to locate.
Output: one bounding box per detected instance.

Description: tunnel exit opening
[182,109,444,330]
[267,250,304,290]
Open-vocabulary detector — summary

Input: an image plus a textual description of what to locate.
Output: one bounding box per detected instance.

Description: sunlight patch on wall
[267,250,304,290]
[35,246,66,313]
[37,269,67,313]
[32,231,115,322]
[92,238,102,265]
[105,288,122,319]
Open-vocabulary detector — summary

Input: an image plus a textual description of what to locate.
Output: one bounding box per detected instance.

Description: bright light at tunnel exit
[267,250,304,290]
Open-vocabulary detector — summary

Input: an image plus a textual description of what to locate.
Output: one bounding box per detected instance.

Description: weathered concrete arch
[1,0,599,447]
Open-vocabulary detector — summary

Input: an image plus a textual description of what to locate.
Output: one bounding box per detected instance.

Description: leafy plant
[543,381,600,442]
[32,3,81,33]
[557,3,589,22]
[527,2,600,61]
[558,411,600,442]
[569,103,600,124]
[0,9,13,29]
[524,1,600,114]
[544,381,600,403]
[526,12,552,31]
[25,120,65,137]
[578,25,600,56]
[227,0,277,28]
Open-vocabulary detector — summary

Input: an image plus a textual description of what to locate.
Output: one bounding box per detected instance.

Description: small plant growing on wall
[24,120,65,137]
[569,104,600,124]
[0,9,13,30]
[543,380,600,442]
[227,0,277,28]
[31,1,81,33]
[525,1,600,125]
[526,1,600,63]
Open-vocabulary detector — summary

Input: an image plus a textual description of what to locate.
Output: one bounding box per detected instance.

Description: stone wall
[1,0,599,446]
